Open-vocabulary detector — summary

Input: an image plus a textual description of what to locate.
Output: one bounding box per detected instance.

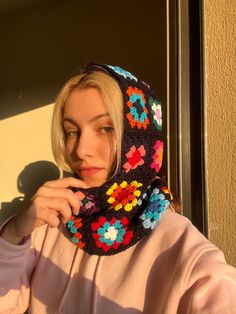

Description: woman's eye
[66,130,79,138]
[100,126,114,134]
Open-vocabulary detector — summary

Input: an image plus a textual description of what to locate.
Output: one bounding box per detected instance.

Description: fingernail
[73,209,79,216]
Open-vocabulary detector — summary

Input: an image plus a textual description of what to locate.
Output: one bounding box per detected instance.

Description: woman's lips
[79,167,102,177]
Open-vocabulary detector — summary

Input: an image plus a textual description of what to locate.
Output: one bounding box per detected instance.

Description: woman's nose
[75,131,94,160]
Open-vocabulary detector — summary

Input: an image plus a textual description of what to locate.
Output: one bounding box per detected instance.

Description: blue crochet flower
[126,86,149,129]
[66,217,85,248]
[130,106,147,123]
[130,93,145,106]
[67,220,77,234]
[97,220,126,245]
[140,188,170,230]
[107,65,138,81]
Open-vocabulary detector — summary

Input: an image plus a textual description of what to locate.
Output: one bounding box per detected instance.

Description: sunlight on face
[63,88,116,187]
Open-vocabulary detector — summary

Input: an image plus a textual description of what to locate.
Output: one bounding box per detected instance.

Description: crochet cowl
[65,63,172,255]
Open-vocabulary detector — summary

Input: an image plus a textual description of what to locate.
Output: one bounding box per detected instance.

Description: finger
[25,202,61,229]
[49,216,60,228]
[35,187,81,214]
[45,198,73,224]
[33,198,71,227]
[74,191,85,200]
[41,210,61,228]
[73,191,85,215]
[44,177,89,189]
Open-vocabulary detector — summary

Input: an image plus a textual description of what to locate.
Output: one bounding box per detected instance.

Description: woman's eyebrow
[63,113,110,126]
[89,113,110,123]
[63,117,78,126]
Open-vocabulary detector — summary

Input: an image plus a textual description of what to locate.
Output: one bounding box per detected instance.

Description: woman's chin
[79,175,107,188]
[84,179,106,188]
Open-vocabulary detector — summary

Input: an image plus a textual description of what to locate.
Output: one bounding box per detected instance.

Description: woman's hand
[1,177,89,244]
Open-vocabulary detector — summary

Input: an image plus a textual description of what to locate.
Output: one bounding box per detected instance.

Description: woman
[0,63,236,313]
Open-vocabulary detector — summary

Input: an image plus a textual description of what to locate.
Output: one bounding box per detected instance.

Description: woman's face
[63,87,116,187]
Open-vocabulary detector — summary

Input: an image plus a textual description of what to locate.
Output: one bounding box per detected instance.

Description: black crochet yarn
[64,63,172,255]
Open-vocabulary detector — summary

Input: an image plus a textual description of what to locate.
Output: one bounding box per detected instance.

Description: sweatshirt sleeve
[0,235,36,313]
[178,246,236,313]
[0,218,48,314]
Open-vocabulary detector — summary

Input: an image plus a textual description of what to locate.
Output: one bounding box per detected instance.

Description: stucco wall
[0,104,57,223]
[204,0,236,266]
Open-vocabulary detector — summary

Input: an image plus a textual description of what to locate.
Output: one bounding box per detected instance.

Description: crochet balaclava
[65,63,172,255]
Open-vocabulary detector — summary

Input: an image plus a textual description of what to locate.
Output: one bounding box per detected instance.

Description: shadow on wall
[0,160,60,224]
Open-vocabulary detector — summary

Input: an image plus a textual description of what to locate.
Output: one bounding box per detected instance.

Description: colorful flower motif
[80,193,99,215]
[151,140,164,172]
[140,188,170,230]
[91,216,133,252]
[106,181,143,211]
[123,145,146,173]
[66,217,85,249]
[161,186,174,201]
[149,97,162,130]
[107,65,138,81]
[126,86,149,129]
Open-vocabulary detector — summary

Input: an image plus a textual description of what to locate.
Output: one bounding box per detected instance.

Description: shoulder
[149,208,207,246]
[141,209,227,267]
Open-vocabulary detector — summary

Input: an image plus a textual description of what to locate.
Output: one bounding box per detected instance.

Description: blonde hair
[51,70,124,175]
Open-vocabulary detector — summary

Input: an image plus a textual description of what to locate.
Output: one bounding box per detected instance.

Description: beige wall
[204,0,236,266]
[0,104,58,223]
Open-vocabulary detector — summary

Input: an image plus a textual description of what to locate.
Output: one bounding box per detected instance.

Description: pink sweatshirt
[0,209,236,314]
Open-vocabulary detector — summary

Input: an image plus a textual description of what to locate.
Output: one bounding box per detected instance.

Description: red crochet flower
[123,145,146,173]
[106,181,143,211]
[91,216,133,252]
[151,140,164,172]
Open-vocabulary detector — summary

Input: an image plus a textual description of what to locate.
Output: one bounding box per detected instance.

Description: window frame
[167,0,207,235]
